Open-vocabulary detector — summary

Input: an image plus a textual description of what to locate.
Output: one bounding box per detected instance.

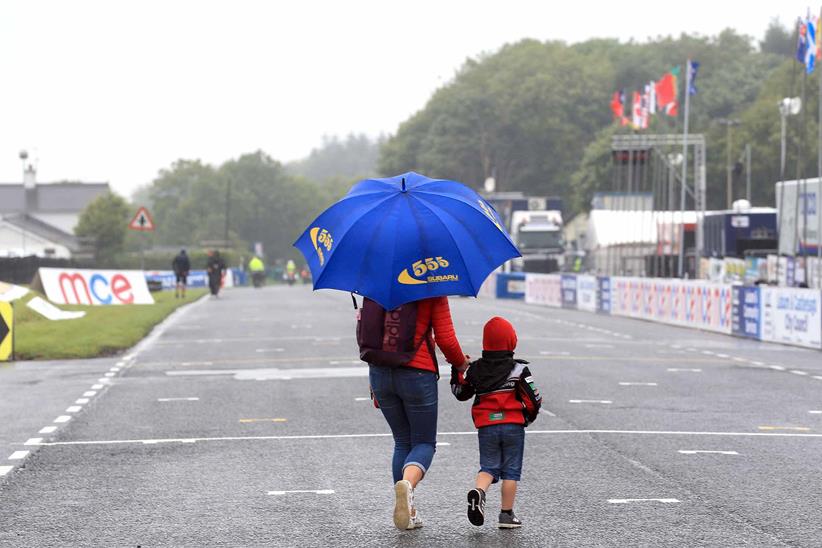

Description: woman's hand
[456,355,470,371]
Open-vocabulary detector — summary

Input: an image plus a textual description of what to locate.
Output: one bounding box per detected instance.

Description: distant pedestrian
[206,250,226,297]
[249,255,265,288]
[359,296,469,530]
[450,316,541,529]
[171,249,190,299]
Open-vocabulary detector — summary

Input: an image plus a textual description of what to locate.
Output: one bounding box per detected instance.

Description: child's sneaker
[393,480,415,530]
[407,509,423,529]
[467,488,486,526]
[498,510,522,529]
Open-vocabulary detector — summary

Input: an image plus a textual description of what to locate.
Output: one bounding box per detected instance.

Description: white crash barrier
[524,273,562,307]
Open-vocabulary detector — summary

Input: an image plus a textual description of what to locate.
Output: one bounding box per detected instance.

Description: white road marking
[8,451,29,460]
[181,361,214,366]
[732,357,747,363]
[329,360,361,365]
[790,370,809,376]
[157,397,200,402]
[54,416,71,423]
[809,410,822,414]
[715,353,729,359]
[255,348,285,353]
[66,406,82,413]
[116,362,126,367]
[267,489,334,496]
[436,442,450,446]
[0,465,12,476]
[701,350,714,355]
[770,365,786,371]
[104,372,115,377]
[569,399,612,404]
[75,398,90,404]
[751,361,764,366]
[585,344,614,349]
[38,426,57,434]
[91,384,104,390]
[540,408,557,417]
[83,391,97,397]
[97,378,111,383]
[540,351,570,356]
[354,397,370,402]
[667,368,702,372]
[39,428,822,448]
[678,450,739,455]
[618,382,658,386]
[813,376,822,381]
[608,498,679,504]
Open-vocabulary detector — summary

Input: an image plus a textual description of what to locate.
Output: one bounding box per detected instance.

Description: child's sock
[500,509,513,515]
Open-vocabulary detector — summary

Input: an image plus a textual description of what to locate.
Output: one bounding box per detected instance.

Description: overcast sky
[0,1,810,197]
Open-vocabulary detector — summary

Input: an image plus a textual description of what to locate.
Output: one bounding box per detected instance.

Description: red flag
[655,73,676,108]
[610,90,624,120]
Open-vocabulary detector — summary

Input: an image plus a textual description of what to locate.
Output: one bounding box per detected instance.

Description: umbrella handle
[351,293,359,310]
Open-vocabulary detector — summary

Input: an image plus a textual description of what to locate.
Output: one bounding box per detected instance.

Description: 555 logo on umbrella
[398,256,459,285]
[309,227,333,265]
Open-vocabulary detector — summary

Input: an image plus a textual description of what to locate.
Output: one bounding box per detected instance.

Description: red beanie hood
[482,316,517,352]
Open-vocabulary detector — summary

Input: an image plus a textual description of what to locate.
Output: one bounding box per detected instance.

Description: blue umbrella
[293,171,521,310]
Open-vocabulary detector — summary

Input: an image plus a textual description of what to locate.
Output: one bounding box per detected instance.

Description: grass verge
[11,289,207,360]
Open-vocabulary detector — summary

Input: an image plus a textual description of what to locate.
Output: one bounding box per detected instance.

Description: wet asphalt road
[2,285,822,547]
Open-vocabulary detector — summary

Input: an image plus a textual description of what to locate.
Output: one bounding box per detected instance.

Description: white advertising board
[761,287,822,349]
[38,268,155,305]
[525,273,562,308]
[577,275,598,312]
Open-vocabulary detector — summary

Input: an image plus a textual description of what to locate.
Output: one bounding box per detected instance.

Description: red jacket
[406,297,464,373]
[451,358,541,428]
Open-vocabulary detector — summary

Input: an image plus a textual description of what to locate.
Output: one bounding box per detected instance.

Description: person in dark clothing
[171,249,191,299]
[451,316,541,530]
[206,250,226,297]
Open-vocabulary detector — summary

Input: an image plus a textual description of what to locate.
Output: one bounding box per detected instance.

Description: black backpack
[356,297,436,369]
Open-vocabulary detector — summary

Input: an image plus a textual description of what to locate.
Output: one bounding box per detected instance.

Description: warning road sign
[0,302,13,361]
[129,206,155,232]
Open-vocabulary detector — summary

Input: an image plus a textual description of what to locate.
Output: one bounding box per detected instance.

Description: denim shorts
[477,423,525,482]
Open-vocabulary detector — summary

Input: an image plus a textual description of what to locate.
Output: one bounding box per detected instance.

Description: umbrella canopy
[294,171,520,310]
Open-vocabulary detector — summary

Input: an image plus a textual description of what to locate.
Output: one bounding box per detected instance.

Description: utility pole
[224,177,232,245]
[745,144,751,203]
[678,60,693,278]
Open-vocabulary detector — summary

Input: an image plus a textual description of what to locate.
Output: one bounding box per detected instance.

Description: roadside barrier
[522,273,822,351]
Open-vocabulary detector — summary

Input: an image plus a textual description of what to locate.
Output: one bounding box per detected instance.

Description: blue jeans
[369,366,438,483]
[478,423,525,482]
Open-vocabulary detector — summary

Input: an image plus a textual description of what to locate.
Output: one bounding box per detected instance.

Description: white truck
[509,209,564,273]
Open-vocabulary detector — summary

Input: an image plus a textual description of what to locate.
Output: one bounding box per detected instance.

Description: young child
[451,316,541,529]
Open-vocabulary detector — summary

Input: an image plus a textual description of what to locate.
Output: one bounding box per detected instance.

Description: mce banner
[37,268,155,305]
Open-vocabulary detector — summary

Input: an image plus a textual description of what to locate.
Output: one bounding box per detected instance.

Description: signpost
[0,302,13,361]
[128,207,155,270]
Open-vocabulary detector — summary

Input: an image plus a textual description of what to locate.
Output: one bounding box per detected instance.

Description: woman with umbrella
[295,172,520,531]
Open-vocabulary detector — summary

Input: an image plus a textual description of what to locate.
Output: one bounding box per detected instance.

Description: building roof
[0,213,81,251]
[0,182,109,213]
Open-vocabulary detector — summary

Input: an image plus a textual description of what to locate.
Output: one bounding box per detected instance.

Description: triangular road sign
[129,206,155,232]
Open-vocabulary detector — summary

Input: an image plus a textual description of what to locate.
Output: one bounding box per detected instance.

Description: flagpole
[678,60,691,278]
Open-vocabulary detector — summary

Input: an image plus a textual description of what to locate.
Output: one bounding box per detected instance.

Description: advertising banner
[761,287,822,349]
[597,276,611,314]
[577,275,597,312]
[561,274,578,309]
[524,274,562,308]
[145,270,210,291]
[38,268,154,305]
[496,272,525,299]
[732,286,761,340]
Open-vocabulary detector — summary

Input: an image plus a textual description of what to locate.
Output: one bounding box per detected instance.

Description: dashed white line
[91,384,104,390]
[667,368,702,373]
[540,351,570,356]
[808,411,822,414]
[619,382,658,386]
[813,376,822,381]
[569,399,612,404]
[267,489,334,496]
[157,397,200,402]
[732,357,747,363]
[354,397,371,402]
[75,398,90,404]
[678,450,739,455]
[790,370,809,376]
[0,465,13,476]
[104,372,116,377]
[769,365,786,371]
[8,451,29,460]
[436,442,450,446]
[751,361,764,366]
[181,361,214,366]
[53,416,71,423]
[66,406,82,413]
[329,360,361,365]
[715,353,729,359]
[38,426,57,434]
[540,408,557,417]
[83,391,97,397]
[24,438,42,446]
[97,378,111,383]
[608,498,679,504]
[701,350,714,355]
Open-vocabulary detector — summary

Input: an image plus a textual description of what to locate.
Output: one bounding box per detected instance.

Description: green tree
[287,134,383,182]
[760,18,794,57]
[75,191,130,264]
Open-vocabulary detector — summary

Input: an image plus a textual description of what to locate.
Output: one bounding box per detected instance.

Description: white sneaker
[393,480,417,530]
[407,509,423,529]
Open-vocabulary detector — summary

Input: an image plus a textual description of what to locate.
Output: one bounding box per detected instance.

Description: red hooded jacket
[406,296,465,373]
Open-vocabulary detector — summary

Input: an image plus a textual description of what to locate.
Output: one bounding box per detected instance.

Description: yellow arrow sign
[0,302,13,361]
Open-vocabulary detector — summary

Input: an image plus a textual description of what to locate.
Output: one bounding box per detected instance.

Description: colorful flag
[631,90,643,129]
[687,60,700,96]
[805,16,816,73]
[796,18,808,65]
[648,81,656,115]
[610,90,624,120]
